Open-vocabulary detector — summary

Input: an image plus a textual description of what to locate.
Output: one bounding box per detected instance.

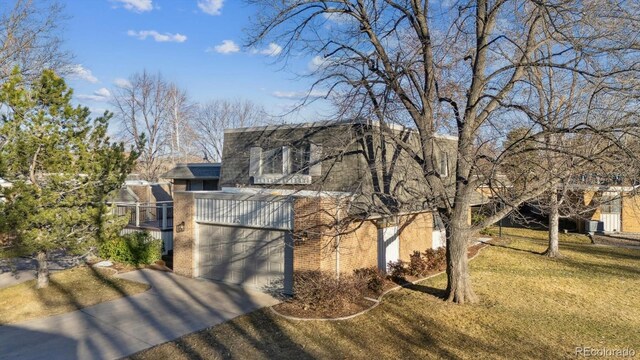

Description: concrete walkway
[0,269,279,360]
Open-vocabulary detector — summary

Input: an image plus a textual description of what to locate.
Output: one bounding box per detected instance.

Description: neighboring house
[161,163,221,193]
[109,179,174,254]
[569,185,640,234]
[169,120,458,294]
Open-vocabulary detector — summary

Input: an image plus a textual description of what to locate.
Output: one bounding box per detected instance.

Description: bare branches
[0,0,72,82]
[111,71,180,181]
[193,99,268,163]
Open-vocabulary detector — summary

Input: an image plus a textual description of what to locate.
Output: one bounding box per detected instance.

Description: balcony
[111,201,174,231]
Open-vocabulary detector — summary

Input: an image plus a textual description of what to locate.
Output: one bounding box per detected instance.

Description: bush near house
[98,231,161,265]
[353,266,386,294]
[275,267,391,318]
[292,270,367,311]
[390,247,447,281]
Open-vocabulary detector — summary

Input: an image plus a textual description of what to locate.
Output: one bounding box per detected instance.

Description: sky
[61,0,330,124]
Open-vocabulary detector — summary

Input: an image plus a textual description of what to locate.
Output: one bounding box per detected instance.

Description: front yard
[0,266,149,324]
[130,229,640,359]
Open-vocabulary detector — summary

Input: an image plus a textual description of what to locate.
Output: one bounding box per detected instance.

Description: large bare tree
[0,0,72,82]
[194,99,267,162]
[111,71,174,181]
[247,0,640,303]
[166,83,197,162]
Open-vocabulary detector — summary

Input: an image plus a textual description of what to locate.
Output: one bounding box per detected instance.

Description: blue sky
[62,0,329,122]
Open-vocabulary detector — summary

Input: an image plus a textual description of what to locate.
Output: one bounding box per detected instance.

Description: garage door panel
[197,224,286,290]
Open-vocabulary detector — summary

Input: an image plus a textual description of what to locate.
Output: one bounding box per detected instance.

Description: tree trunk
[36,250,49,289]
[544,191,562,258]
[445,218,477,304]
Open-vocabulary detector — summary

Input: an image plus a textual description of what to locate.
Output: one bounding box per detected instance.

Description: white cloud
[113,78,132,88]
[308,55,330,71]
[127,30,187,43]
[322,10,353,24]
[77,87,112,102]
[112,0,153,12]
[272,90,326,100]
[198,0,224,15]
[255,43,282,57]
[67,64,98,83]
[209,40,239,54]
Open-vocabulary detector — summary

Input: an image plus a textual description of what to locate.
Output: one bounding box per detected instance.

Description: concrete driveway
[0,269,279,360]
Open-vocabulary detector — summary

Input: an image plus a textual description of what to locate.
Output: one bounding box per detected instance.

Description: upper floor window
[291,146,311,174]
[250,143,322,184]
[262,147,284,175]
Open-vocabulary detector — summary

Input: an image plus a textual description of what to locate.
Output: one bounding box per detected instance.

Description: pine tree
[0,69,137,288]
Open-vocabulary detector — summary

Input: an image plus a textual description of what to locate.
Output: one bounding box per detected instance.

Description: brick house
[568,185,640,233]
[169,120,457,294]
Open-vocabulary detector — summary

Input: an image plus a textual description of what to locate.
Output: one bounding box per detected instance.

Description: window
[291,146,310,174]
[250,143,321,184]
[261,147,284,175]
[440,152,449,177]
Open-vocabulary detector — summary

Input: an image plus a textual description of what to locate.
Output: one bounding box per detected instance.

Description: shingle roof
[110,187,140,203]
[161,163,221,180]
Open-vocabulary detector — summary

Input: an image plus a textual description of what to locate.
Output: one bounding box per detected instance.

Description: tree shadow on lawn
[479,240,544,255]
[309,290,564,359]
[560,242,640,262]
[402,283,448,299]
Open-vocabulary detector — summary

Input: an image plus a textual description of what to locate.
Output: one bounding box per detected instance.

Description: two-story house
[169,119,457,294]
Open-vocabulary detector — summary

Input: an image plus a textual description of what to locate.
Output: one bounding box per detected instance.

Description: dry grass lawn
[130,228,640,360]
[0,266,149,324]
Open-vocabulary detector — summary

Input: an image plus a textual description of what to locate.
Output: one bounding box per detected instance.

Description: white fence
[195,195,293,230]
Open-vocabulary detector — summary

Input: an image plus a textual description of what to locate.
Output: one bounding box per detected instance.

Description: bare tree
[247,0,640,303]
[111,71,173,181]
[166,83,197,162]
[0,0,72,82]
[194,99,267,162]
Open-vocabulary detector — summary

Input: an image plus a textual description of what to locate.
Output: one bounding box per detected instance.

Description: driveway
[0,269,279,360]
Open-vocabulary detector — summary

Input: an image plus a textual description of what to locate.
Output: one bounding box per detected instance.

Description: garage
[197,224,290,290]
[193,192,294,294]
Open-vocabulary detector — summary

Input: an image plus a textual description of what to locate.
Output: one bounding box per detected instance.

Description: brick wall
[292,196,434,276]
[320,219,379,274]
[622,193,640,233]
[172,191,196,277]
[398,212,434,261]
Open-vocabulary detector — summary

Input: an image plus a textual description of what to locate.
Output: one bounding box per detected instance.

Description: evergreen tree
[0,69,137,288]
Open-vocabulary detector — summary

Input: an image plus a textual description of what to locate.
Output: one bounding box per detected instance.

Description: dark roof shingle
[161,163,221,180]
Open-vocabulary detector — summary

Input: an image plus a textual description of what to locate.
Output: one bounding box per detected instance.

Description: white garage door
[197,224,291,292]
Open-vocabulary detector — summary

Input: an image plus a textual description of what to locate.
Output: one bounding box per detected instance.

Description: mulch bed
[273,296,378,319]
[272,241,489,320]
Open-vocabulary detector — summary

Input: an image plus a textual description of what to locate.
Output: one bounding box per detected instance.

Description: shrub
[387,260,407,281]
[293,270,366,311]
[353,267,386,294]
[408,250,428,276]
[98,231,162,265]
[423,248,446,271]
